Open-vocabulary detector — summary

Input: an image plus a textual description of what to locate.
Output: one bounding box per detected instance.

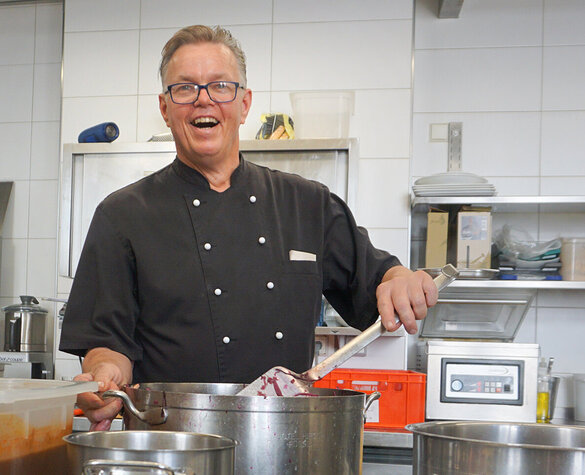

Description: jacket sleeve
[321,193,401,330]
[59,205,143,362]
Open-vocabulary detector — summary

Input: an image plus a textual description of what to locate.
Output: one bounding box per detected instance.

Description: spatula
[238,264,459,397]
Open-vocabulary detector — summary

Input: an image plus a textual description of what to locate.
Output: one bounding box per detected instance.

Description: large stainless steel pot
[64,430,236,475]
[106,382,379,475]
[406,421,585,474]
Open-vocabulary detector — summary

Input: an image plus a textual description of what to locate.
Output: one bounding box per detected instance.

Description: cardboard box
[425,208,449,268]
[457,207,492,269]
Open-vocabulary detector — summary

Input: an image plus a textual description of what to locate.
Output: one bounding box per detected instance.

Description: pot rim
[124,382,366,413]
[130,382,365,397]
[406,421,585,453]
[64,430,238,452]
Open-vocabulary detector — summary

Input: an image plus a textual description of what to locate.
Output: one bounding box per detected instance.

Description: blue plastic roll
[78,122,119,143]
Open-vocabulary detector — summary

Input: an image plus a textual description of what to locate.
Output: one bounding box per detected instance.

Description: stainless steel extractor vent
[0,182,13,236]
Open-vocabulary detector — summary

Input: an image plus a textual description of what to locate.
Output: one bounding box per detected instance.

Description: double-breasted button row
[222,332,284,344]
[192,195,257,207]
[193,193,280,345]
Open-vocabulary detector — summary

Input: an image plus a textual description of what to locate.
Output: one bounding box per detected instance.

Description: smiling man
[158,33,252,191]
[59,25,437,431]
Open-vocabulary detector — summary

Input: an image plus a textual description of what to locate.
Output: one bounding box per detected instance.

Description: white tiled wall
[0,2,63,358]
[413,0,585,379]
[60,0,415,250]
[2,0,585,385]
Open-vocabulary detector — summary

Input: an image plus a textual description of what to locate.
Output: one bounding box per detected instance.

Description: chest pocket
[282,260,318,275]
[278,256,322,331]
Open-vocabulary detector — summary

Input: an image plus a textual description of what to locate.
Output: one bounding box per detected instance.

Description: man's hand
[74,348,133,431]
[376,266,438,335]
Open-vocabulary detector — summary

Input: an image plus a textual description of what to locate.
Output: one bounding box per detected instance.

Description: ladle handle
[305,264,458,382]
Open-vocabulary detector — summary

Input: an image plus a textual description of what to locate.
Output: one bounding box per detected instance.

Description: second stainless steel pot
[64,430,237,475]
[407,421,585,474]
[107,382,379,475]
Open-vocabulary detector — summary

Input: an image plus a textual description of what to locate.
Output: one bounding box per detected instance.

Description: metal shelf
[448,280,585,290]
[410,195,585,290]
[315,326,407,337]
[411,195,585,213]
[363,429,413,448]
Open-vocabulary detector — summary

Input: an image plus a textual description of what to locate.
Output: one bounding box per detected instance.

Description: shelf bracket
[447,122,463,171]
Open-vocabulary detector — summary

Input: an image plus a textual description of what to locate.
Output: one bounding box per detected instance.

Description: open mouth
[191,117,219,129]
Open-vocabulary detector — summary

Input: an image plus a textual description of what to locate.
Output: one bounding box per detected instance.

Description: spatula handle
[305,264,458,382]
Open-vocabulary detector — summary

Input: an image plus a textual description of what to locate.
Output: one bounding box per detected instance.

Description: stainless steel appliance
[0,350,53,379]
[424,340,539,422]
[1,296,53,378]
[416,287,539,422]
[4,296,47,352]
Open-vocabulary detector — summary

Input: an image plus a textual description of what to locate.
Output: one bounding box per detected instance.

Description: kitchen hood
[0,182,13,236]
[439,0,464,18]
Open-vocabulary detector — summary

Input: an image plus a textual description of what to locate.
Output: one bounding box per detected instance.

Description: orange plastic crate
[314,369,426,430]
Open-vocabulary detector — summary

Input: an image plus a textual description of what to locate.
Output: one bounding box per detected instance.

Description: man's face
[159,42,251,167]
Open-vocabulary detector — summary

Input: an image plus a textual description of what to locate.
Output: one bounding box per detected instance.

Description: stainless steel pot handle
[363,391,382,424]
[102,389,168,425]
[83,459,176,474]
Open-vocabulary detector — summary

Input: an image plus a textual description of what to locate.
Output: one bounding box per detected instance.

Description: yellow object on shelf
[255,113,295,140]
[536,391,550,423]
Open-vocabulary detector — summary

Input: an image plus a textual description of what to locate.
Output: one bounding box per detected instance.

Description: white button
[249,195,257,203]
[214,288,222,296]
[266,281,275,290]
[258,236,266,245]
[275,331,283,340]
[204,243,212,251]
[223,336,230,344]
[193,199,201,207]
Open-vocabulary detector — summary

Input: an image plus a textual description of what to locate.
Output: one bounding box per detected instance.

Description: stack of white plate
[412,171,496,197]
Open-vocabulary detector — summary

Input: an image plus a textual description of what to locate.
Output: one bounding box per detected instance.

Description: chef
[59,24,438,430]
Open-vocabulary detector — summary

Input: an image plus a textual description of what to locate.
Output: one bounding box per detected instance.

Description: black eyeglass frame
[165,81,245,104]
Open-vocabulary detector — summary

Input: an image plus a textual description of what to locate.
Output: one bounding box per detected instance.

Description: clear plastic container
[560,237,585,281]
[0,378,97,474]
[290,91,354,138]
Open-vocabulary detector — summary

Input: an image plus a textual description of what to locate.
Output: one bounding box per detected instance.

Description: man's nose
[196,87,213,105]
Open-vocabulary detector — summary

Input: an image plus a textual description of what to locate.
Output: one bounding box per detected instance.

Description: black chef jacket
[59,156,400,383]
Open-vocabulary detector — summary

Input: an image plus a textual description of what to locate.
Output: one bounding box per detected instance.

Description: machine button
[451,379,463,392]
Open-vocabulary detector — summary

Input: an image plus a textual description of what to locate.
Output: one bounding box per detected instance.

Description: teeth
[193,117,218,125]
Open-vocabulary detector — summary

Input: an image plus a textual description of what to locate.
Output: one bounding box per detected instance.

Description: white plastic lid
[0,378,98,404]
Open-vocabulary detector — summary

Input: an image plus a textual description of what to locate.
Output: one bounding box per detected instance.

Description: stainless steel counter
[364,429,412,448]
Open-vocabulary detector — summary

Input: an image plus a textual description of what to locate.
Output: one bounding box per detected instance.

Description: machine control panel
[440,358,524,405]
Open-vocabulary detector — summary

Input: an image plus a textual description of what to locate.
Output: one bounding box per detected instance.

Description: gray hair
[159,25,247,90]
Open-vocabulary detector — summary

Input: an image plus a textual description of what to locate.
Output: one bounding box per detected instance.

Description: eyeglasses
[166,81,244,104]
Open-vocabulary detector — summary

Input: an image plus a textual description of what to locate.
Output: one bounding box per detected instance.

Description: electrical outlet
[430,123,449,142]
